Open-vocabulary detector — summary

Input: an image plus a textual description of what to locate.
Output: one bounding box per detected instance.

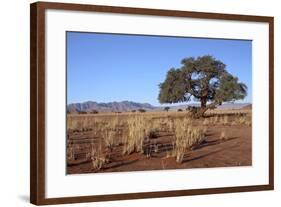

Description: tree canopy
[158,55,247,116]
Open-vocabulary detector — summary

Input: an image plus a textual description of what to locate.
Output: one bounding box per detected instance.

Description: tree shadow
[192,136,239,150]
[182,144,239,163]
[142,135,239,159]
[205,113,247,118]
[182,149,224,163]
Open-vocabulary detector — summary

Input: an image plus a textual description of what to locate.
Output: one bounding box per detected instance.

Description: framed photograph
[30,1,274,205]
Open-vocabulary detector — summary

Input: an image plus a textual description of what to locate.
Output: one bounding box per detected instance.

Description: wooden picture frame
[30,1,274,205]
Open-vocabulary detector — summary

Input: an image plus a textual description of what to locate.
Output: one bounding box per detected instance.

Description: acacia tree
[158,55,247,117]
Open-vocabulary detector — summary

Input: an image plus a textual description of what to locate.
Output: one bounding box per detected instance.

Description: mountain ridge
[67,101,155,113]
[67,101,251,113]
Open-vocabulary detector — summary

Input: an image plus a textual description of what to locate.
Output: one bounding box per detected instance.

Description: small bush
[177,108,183,112]
[138,109,146,113]
[164,106,170,112]
[90,110,99,114]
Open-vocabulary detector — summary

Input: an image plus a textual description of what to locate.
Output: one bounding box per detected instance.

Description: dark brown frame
[30,1,274,205]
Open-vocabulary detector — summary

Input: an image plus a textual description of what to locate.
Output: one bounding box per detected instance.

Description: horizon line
[67,100,252,106]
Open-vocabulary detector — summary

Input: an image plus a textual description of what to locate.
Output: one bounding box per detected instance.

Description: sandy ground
[67,123,251,174]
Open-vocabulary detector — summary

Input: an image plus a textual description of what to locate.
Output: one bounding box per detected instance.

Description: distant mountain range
[67,101,251,113]
[67,101,155,113]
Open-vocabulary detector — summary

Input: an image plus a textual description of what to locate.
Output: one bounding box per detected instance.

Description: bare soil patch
[67,110,252,174]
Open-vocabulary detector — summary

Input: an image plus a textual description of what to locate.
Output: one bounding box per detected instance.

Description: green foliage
[164,106,170,111]
[138,109,146,113]
[158,55,247,115]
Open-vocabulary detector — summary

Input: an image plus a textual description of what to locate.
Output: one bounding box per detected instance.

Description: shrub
[90,110,99,114]
[78,111,87,114]
[164,106,170,112]
[138,109,146,113]
[177,108,183,112]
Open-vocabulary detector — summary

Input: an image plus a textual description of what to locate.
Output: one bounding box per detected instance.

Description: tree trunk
[191,101,218,118]
[201,98,207,108]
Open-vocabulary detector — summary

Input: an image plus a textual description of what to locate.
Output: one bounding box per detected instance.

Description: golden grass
[203,118,209,126]
[67,109,251,165]
[201,113,251,127]
[221,115,229,125]
[122,115,152,155]
[89,143,107,170]
[66,143,74,161]
[236,115,252,126]
[171,118,205,163]
[102,128,115,149]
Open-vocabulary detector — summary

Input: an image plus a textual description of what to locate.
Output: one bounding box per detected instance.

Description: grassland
[66,109,252,174]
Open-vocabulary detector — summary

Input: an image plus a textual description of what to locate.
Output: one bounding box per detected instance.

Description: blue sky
[67,32,252,106]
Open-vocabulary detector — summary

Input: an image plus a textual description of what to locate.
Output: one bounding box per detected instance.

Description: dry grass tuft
[171,119,205,163]
[220,131,226,140]
[67,143,74,161]
[89,143,107,170]
[102,128,116,150]
[221,115,229,125]
[67,110,251,168]
[203,118,209,126]
[122,115,152,155]
[236,115,252,126]
[209,115,219,125]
